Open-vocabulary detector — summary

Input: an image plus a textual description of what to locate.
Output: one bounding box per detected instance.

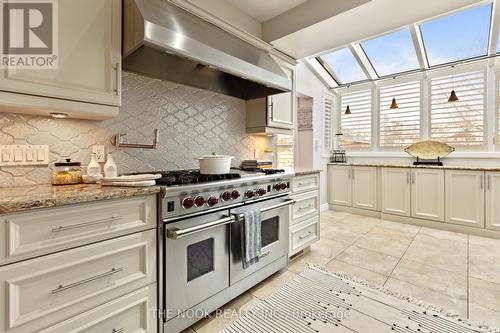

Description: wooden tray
[404,140,455,160]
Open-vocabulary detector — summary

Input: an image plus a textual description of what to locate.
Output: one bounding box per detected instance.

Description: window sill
[342,151,500,159]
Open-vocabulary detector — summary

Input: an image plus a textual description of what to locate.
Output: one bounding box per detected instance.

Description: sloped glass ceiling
[319,48,367,84]
[420,3,492,66]
[315,2,496,87]
[361,28,420,77]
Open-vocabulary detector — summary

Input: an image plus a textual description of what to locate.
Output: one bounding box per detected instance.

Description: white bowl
[196,155,234,174]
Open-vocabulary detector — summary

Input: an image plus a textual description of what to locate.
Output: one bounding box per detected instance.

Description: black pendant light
[448,65,459,103]
[389,77,399,109]
[344,85,352,115]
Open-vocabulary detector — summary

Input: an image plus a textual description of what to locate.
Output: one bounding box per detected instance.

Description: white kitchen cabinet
[351,166,378,211]
[0,0,121,119]
[267,92,293,129]
[411,169,445,222]
[485,172,500,231]
[445,170,485,228]
[328,165,352,207]
[381,168,411,217]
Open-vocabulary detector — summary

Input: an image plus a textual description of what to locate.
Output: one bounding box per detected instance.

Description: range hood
[123,0,292,100]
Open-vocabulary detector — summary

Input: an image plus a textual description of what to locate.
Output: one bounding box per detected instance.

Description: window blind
[431,70,485,146]
[340,89,372,148]
[379,80,421,147]
[323,93,335,153]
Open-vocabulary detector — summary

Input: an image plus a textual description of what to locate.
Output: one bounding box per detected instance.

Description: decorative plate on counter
[404,140,455,160]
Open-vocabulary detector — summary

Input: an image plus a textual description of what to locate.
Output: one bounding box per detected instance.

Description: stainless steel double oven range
[155,170,294,333]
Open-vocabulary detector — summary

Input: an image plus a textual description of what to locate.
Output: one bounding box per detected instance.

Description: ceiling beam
[349,43,378,80]
[409,23,429,70]
[488,0,500,55]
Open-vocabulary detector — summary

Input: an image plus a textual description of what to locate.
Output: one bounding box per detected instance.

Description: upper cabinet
[246,62,295,135]
[0,0,121,120]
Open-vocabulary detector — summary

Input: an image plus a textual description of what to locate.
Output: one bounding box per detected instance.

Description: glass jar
[52,159,83,185]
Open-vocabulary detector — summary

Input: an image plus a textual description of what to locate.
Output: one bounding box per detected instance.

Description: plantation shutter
[430,70,485,146]
[379,80,421,147]
[323,92,335,153]
[340,89,372,149]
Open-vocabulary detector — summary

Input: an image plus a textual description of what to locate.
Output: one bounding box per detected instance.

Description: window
[319,48,367,84]
[361,29,420,76]
[323,93,335,153]
[430,70,485,146]
[420,4,492,66]
[340,89,372,148]
[379,80,422,148]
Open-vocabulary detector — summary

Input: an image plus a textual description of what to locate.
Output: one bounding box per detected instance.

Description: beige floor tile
[390,258,466,300]
[332,215,379,233]
[286,251,331,274]
[469,277,500,312]
[469,235,500,284]
[468,303,500,329]
[182,328,196,333]
[384,278,467,317]
[321,225,367,243]
[309,237,351,259]
[378,220,420,235]
[335,245,400,276]
[248,269,296,300]
[191,292,260,333]
[354,231,413,258]
[325,259,388,286]
[402,233,467,274]
[418,227,467,242]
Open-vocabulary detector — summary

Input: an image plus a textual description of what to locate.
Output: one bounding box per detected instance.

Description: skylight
[319,48,367,84]
[420,4,492,66]
[361,28,420,77]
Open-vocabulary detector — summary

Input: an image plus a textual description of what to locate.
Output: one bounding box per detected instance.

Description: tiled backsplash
[0,72,271,187]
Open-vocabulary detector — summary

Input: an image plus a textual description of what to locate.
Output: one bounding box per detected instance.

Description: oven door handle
[166,215,235,240]
[236,199,296,220]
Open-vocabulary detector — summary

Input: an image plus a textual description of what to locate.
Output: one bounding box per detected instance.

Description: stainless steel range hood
[123,0,292,100]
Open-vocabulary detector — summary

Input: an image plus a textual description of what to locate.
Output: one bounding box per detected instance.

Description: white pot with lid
[196,154,234,174]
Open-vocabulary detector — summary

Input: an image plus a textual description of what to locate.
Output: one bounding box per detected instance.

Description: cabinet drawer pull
[298,204,312,211]
[52,216,122,233]
[52,267,123,294]
[114,62,120,95]
[112,329,124,333]
[299,231,313,239]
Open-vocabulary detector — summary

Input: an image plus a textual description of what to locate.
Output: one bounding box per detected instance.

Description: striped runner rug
[221,265,498,333]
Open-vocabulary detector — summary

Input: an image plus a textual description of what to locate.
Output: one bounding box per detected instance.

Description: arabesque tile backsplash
[0,72,272,187]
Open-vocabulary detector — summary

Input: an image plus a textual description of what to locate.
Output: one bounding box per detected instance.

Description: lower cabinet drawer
[39,285,157,333]
[0,195,157,266]
[292,174,319,194]
[0,230,156,333]
[291,190,319,225]
[290,216,319,255]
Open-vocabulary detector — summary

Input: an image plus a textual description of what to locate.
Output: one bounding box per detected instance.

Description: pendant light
[389,77,399,109]
[344,85,352,115]
[448,65,459,103]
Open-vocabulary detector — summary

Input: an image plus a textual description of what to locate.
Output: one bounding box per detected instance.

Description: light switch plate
[0,145,49,166]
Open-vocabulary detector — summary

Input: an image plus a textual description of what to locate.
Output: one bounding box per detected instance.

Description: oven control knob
[231,190,241,200]
[221,191,232,202]
[245,190,256,198]
[273,183,282,191]
[207,196,219,207]
[257,188,267,196]
[182,197,194,209]
[194,195,205,207]
[280,182,288,190]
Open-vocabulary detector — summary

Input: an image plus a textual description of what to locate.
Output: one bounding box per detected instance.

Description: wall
[294,61,330,207]
[0,72,271,187]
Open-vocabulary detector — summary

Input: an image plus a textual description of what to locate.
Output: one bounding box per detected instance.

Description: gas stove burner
[130,169,241,186]
[261,169,285,175]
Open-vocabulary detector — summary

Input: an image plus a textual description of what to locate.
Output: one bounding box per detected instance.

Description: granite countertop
[292,168,323,176]
[0,184,161,214]
[327,162,500,171]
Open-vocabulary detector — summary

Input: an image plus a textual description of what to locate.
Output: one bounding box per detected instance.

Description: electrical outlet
[92,145,105,162]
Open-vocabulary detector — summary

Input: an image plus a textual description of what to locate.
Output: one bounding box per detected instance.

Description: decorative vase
[104,153,117,178]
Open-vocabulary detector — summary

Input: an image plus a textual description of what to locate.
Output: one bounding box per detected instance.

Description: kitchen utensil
[196,154,234,174]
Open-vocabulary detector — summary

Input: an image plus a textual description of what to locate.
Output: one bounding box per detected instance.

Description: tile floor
[184,211,500,332]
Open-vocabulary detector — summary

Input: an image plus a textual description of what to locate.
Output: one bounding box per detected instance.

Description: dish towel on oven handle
[241,208,262,269]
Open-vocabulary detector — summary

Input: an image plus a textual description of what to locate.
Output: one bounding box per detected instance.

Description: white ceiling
[224,0,307,22]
